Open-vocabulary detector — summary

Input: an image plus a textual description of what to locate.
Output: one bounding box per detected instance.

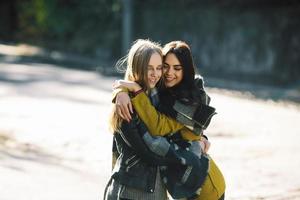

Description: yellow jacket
[132,92,202,141]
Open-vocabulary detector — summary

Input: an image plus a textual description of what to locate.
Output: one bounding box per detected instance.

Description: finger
[204,146,208,153]
[119,104,130,122]
[203,142,207,153]
[116,105,125,119]
[113,85,121,89]
[119,105,127,121]
[204,142,211,153]
[128,102,133,114]
[112,80,118,87]
[117,104,130,122]
[123,104,132,121]
[113,80,121,89]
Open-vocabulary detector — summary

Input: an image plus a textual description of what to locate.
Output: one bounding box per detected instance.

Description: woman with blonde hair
[104,39,168,199]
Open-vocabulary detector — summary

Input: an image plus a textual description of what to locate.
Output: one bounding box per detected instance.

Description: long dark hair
[160,41,200,106]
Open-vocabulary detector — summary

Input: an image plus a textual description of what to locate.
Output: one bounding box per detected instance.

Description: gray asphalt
[1,62,300,200]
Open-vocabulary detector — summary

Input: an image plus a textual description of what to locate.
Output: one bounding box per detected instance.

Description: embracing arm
[112,88,128,103]
[112,81,184,135]
[112,80,139,122]
[132,92,184,136]
[113,80,204,140]
[131,92,202,141]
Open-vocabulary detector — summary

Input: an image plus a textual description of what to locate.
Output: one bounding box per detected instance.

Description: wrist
[133,84,142,92]
[132,88,143,97]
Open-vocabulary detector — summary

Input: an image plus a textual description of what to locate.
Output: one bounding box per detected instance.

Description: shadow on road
[1,43,299,105]
[0,132,87,174]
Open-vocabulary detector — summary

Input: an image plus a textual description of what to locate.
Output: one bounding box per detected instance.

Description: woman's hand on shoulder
[113,80,142,92]
[116,92,133,122]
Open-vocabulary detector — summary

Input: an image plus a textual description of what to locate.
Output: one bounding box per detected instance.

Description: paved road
[0,62,300,200]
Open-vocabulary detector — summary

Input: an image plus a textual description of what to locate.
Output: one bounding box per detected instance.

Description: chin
[165,82,174,88]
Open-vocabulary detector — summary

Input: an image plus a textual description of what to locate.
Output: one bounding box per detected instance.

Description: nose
[151,68,159,78]
[165,66,173,75]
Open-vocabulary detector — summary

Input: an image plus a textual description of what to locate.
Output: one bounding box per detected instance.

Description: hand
[113,80,142,92]
[199,136,211,154]
[116,92,133,122]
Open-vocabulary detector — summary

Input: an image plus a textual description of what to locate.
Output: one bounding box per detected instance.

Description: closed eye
[174,66,182,71]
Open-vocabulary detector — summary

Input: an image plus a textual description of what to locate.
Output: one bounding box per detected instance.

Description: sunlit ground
[1,44,300,200]
[0,63,113,200]
[0,44,43,56]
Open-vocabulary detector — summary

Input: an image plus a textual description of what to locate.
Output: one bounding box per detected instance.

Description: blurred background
[0,0,300,200]
[1,0,300,85]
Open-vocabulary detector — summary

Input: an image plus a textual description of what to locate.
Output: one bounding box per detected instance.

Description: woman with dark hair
[113,41,226,200]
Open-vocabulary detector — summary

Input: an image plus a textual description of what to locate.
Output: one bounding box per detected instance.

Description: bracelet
[133,89,143,97]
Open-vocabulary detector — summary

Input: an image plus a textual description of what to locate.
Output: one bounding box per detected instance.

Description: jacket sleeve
[119,116,178,166]
[131,92,184,136]
[131,92,202,141]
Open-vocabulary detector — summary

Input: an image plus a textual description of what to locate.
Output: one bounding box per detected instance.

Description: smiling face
[147,52,163,88]
[163,53,183,88]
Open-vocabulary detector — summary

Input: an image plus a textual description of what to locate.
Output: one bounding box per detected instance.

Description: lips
[149,78,158,85]
[149,79,156,83]
[165,76,174,82]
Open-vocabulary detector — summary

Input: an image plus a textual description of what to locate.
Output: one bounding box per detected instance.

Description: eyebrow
[164,63,182,67]
[148,64,163,67]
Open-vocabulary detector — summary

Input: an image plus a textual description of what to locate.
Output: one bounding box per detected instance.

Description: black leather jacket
[111,115,176,193]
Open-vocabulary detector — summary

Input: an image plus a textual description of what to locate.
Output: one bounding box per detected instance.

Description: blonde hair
[109,39,162,132]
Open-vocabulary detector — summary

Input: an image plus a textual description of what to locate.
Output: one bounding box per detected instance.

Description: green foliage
[16,0,122,56]
[2,0,299,84]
